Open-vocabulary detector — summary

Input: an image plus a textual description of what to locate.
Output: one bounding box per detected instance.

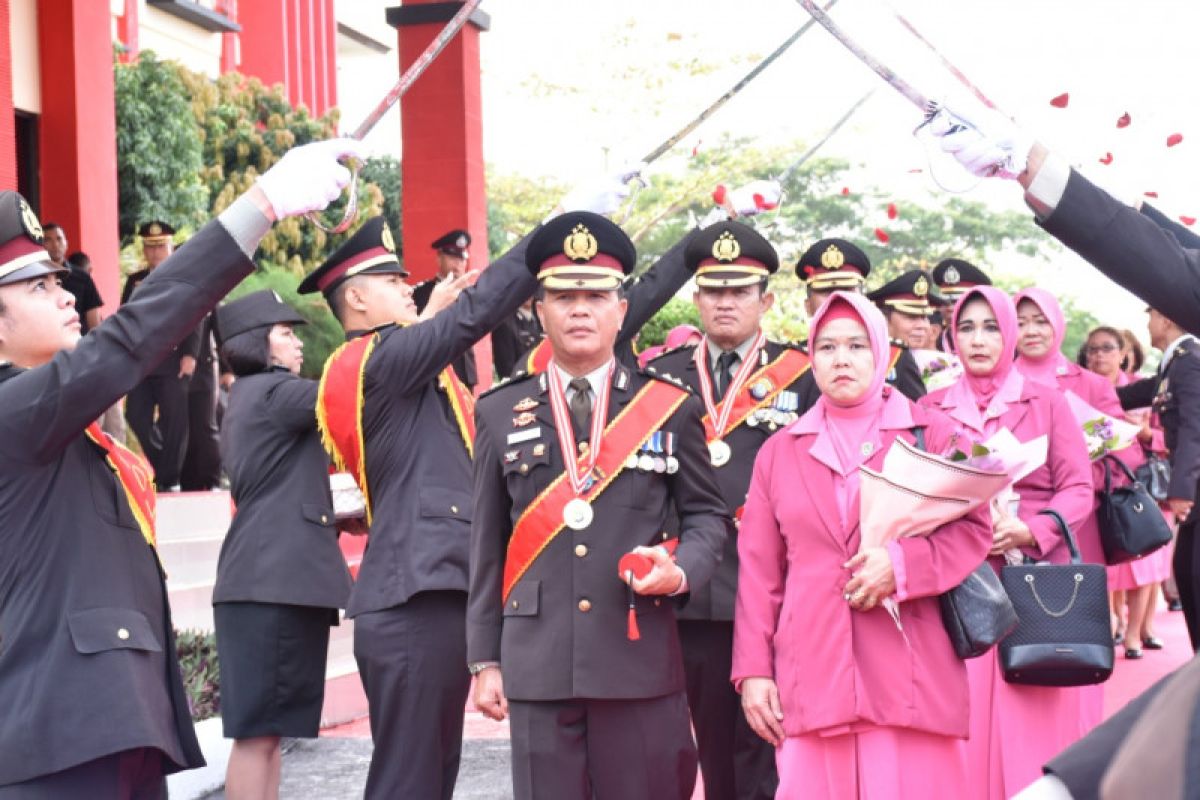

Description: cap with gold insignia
[932,258,991,300]
[867,269,939,316]
[431,229,471,258]
[525,211,636,291]
[216,289,307,340]
[684,220,778,288]
[795,238,871,290]
[0,191,65,287]
[138,220,176,246]
[298,216,408,297]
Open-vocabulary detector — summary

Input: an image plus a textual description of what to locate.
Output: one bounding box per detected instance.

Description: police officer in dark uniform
[180,311,224,490]
[414,228,477,389]
[122,220,202,490]
[467,211,730,800]
[212,290,354,796]
[795,238,926,406]
[867,268,940,350]
[0,137,361,798]
[492,299,542,377]
[1117,308,1200,650]
[298,215,537,800]
[932,257,992,303]
[646,221,809,800]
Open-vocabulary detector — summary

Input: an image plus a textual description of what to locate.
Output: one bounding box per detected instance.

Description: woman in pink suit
[732,291,991,799]
[919,287,1094,800]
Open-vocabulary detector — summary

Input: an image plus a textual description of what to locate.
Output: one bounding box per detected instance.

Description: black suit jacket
[1040,169,1200,337]
[491,310,541,378]
[214,369,351,609]
[345,235,536,618]
[647,339,810,621]
[467,364,730,701]
[0,221,253,786]
[412,277,478,388]
[122,268,203,378]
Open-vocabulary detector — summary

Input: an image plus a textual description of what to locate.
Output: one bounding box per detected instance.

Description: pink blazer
[732,401,991,740]
[921,378,1094,565]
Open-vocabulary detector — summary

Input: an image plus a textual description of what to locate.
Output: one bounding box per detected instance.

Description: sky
[336,0,1200,341]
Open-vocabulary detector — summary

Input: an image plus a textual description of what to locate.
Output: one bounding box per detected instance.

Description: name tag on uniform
[508,427,542,445]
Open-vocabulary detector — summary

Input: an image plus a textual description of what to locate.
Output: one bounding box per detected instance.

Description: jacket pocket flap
[301,503,336,527]
[68,608,162,654]
[503,581,540,617]
[418,486,473,522]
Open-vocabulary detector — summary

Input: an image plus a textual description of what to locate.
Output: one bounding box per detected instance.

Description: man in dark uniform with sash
[467,211,730,800]
[414,228,477,389]
[0,138,361,798]
[868,269,939,351]
[795,238,926,406]
[299,214,537,799]
[646,221,808,800]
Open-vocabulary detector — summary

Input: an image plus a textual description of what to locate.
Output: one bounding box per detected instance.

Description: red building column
[388,2,492,387]
[237,0,336,115]
[37,0,120,310]
[0,0,16,191]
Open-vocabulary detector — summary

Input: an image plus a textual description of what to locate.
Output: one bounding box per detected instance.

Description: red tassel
[627,607,641,641]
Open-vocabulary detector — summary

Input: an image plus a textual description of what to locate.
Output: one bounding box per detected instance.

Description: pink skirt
[960,649,1087,799]
[776,725,966,799]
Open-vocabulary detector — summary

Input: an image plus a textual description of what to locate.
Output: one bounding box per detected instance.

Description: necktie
[714,351,739,401]
[569,378,592,437]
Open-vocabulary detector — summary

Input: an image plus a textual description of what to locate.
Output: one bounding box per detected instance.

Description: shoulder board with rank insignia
[479,370,536,398]
[647,342,699,362]
[642,369,692,392]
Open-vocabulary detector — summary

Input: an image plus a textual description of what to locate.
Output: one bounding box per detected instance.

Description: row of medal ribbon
[745,389,801,431]
[624,430,679,475]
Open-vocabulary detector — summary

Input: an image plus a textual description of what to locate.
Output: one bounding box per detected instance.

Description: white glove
[256,137,368,219]
[929,105,1034,180]
[560,162,645,215]
[725,179,782,217]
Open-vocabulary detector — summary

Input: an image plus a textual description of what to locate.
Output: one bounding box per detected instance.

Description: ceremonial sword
[777,88,876,183]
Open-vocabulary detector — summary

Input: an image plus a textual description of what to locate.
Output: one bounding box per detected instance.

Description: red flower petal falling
[887,202,898,220]
[1180,216,1196,226]
[1116,113,1131,128]
[1167,133,1184,147]
[874,228,889,243]
[1099,153,1113,165]
[1049,93,1069,108]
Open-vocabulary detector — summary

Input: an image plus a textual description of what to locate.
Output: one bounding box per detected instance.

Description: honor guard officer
[122,220,202,490]
[867,269,940,350]
[467,211,730,800]
[646,221,811,800]
[932,257,992,302]
[0,138,362,798]
[415,229,477,389]
[299,214,537,800]
[795,238,926,405]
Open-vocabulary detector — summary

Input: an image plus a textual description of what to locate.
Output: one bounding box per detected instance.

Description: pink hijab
[1012,287,1069,385]
[944,286,1024,434]
[805,291,891,476]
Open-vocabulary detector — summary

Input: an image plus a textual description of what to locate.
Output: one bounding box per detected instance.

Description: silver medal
[563,497,594,530]
[708,439,732,467]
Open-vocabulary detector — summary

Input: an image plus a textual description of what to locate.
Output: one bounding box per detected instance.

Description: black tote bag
[1098,455,1173,564]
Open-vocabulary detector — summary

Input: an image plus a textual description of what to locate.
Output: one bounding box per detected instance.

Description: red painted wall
[0,0,16,192]
[238,0,336,115]
[37,0,120,311]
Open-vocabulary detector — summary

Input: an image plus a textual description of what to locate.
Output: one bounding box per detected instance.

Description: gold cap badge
[712,231,741,262]
[381,224,396,253]
[820,244,844,270]
[563,224,598,263]
[914,275,929,297]
[18,199,42,242]
[943,265,960,285]
[148,223,162,236]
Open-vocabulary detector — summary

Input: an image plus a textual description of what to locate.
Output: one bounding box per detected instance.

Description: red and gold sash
[524,339,553,375]
[701,348,810,443]
[317,333,379,523]
[888,344,905,373]
[438,365,477,458]
[85,422,157,547]
[502,379,688,601]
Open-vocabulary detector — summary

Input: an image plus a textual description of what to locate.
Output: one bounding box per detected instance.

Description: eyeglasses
[1086,343,1119,354]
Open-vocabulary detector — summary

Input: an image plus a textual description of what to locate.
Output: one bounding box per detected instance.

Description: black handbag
[939,561,1019,659]
[1134,452,1171,503]
[999,510,1113,687]
[1097,455,1173,565]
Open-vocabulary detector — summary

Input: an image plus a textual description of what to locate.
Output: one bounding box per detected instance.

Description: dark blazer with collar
[214,369,351,609]
[646,339,810,621]
[345,234,537,618]
[0,221,253,786]
[467,364,731,701]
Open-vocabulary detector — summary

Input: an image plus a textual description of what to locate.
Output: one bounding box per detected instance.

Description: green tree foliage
[360,155,403,252]
[114,51,208,240]
[637,298,701,349]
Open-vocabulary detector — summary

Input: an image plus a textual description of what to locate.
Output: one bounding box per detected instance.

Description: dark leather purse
[1097,455,1173,565]
[939,561,1019,659]
[999,510,1113,686]
[1134,452,1171,503]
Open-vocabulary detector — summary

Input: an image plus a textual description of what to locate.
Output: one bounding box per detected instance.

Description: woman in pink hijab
[733,291,990,799]
[919,287,1093,800]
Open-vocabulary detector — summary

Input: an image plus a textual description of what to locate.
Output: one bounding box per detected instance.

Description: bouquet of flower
[911,349,963,392]
[1063,391,1140,461]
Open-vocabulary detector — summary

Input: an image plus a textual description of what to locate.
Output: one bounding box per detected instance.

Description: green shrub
[175,629,220,722]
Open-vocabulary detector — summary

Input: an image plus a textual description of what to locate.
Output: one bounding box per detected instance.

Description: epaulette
[641,365,693,393]
[644,342,698,365]
[479,369,537,399]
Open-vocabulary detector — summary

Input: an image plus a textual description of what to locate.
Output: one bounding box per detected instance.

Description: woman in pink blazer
[919,286,1093,800]
[733,292,991,799]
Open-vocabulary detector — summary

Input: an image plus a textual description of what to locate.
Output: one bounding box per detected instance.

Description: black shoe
[1113,631,1125,645]
[1143,636,1165,650]
[1169,600,1184,612]
[1125,647,1143,660]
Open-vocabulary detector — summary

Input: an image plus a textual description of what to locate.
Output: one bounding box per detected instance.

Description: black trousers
[180,384,221,490]
[0,749,165,800]
[1175,516,1200,651]
[125,375,190,490]
[508,691,697,800]
[352,590,471,800]
[678,620,777,800]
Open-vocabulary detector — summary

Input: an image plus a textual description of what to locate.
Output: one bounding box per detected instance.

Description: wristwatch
[468,661,499,676]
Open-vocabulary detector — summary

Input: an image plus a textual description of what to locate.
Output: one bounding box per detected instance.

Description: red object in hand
[874,228,889,243]
[1180,216,1196,226]
[1117,112,1131,128]
[1167,133,1184,147]
[1099,152,1114,165]
[619,540,679,642]
[1049,92,1069,108]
